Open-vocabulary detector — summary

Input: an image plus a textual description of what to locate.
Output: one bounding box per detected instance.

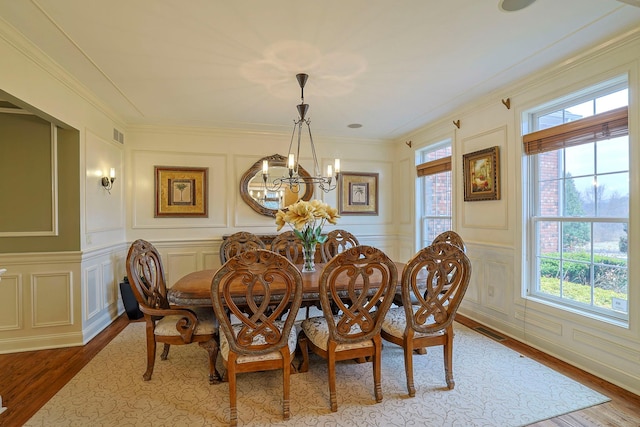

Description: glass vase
[301,241,316,273]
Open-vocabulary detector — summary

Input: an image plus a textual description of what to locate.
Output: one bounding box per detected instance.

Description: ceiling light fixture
[498,0,536,12]
[263,73,340,193]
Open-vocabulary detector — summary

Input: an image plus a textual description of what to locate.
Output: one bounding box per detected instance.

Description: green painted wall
[0,113,80,252]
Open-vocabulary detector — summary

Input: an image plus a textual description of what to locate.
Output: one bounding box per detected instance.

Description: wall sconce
[101,168,116,194]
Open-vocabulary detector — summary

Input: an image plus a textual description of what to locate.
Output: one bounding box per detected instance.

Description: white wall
[0,21,126,352]
[394,30,640,395]
[124,126,398,285]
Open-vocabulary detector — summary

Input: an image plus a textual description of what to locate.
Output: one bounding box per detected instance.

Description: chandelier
[262,73,340,193]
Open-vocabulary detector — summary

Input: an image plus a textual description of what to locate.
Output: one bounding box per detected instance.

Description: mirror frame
[239,153,314,217]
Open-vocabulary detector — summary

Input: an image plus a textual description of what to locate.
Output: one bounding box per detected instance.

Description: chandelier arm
[263,173,284,192]
[296,119,304,178]
[306,119,322,178]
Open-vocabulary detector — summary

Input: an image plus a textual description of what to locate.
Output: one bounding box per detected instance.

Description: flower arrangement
[275,199,340,271]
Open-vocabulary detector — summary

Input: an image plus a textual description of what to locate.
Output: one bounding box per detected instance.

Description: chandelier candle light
[275,199,340,272]
[263,73,340,193]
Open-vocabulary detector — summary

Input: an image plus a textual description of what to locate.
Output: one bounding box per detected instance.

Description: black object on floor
[119,277,143,320]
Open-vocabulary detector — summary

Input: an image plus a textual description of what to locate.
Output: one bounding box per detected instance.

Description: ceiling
[1,0,640,141]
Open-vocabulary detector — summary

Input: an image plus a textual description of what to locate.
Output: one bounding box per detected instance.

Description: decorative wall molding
[31,272,73,328]
[0,273,21,331]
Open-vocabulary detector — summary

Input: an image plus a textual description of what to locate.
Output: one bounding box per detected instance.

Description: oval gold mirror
[240,154,314,217]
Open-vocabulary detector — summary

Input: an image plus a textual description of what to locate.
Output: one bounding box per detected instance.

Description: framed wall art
[154,166,208,217]
[463,146,500,201]
[338,172,379,215]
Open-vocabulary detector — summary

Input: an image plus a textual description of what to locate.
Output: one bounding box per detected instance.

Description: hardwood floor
[1,314,638,426]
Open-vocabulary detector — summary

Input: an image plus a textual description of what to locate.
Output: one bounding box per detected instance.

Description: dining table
[167,261,406,308]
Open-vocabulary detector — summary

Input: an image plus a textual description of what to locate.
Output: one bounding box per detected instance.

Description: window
[524,77,629,322]
[416,141,452,248]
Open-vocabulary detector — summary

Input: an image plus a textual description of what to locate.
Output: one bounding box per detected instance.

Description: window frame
[416,140,453,249]
[524,77,629,324]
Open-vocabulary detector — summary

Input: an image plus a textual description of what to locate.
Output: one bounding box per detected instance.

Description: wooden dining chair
[270,230,304,263]
[381,242,471,396]
[219,231,266,265]
[211,249,303,426]
[125,239,219,384]
[432,230,466,252]
[394,230,466,308]
[298,245,397,412]
[321,229,360,262]
[271,230,325,264]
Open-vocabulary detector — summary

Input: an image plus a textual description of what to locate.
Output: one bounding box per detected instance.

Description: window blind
[416,156,451,177]
[523,106,628,155]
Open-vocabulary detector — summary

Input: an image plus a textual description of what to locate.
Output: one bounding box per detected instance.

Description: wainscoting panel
[573,329,640,364]
[166,251,198,288]
[0,252,87,353]
[395,234,415,265]
[463,243,515,316]
[484,259,511,315]
[202,250,219,270]
[514,309,563,336]
[0,273,21,330]
[84,265,101,320]
[102,260,117,307]
[32,272,73,328]
[152,239,223,288]
[80,245,126,345]
[464,255,482,304]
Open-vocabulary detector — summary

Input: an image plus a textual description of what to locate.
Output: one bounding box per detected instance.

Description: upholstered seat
[380,308,444,339]
[301,315,374,352]
[153,307,217,336]
[219,321,298,364]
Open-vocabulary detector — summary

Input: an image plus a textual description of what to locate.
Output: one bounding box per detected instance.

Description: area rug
[25,322,608,426]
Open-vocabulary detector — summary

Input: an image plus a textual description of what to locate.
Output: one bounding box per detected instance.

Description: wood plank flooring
[0,314,638,426]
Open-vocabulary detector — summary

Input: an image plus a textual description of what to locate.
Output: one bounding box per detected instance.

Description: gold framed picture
[339,172,379,215]
[154,166,208,217]
[463,146,500,202]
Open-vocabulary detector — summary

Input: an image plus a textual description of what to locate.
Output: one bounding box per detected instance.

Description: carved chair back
[432,230,466,252]
[318,245,396,345]
[211,249,303,356]
[126,239,170,312]
[270,231,304,263]
[219,231,266,265]
[321,229,360,262]
[400,241,471,335]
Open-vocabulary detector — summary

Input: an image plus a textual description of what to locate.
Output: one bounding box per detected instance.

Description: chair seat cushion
[220,320,297,364]
[300,315,374,352]
[155,307,217,336]
[381,306,444,339]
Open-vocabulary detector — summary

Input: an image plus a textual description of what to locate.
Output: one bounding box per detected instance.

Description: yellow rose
[275,199,339,234]
[275,210,286,231]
